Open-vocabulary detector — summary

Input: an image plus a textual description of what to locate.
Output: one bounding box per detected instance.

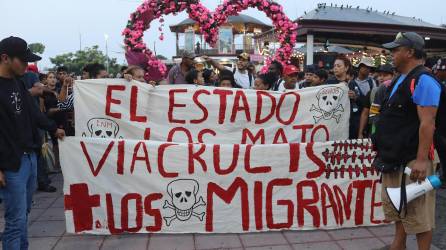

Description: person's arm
[203,56,226,72]
[410,75,441,182]
[58,77,73,102]
[410,106,437,182]
[358,108,370,139]
[167,67,175,84]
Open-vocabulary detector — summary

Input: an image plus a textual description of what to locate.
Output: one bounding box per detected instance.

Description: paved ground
[0,173,444,250]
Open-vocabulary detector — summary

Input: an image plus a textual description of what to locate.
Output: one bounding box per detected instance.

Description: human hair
[335,54,352,72]
[120,65,128,73]
[39,73,48,82]
[218,74,238,88]
[256,72,277,90]
[90,63,106,79]
[185,69,200,84]
[202,69,214,84]
[125,65,145,76]
[270,60,284,75]
[315,69,328,81]
[57,66,68,73]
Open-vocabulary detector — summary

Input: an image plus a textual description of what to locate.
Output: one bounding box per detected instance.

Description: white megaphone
[386,167,442,213]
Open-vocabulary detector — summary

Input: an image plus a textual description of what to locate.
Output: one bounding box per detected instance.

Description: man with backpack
[374,32,444,250]
[349,57,376,139]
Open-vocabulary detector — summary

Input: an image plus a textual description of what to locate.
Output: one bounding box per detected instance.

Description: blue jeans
[1,153,37,250]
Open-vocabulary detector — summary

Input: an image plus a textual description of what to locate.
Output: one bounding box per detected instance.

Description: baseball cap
[182,51,196,59]
[27,64,39,73]
[304,64,316,73]
[382,32,425,51]
[376,64,394,74]
[283,65,299,76]
[237,52,250,61]
[355,57,375,68]
[0,36,41,62]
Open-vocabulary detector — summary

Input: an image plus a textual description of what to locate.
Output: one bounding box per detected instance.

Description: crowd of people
[0,31,445,250]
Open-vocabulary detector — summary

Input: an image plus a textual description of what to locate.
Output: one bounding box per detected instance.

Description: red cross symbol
[64,183,101,233]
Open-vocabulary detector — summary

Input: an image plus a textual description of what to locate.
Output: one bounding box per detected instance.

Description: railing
[177,44,256,56]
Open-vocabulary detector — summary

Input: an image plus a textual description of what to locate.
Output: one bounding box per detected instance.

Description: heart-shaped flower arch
[123,0,297,79]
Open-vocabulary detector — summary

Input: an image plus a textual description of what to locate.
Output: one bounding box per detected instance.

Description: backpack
[409,73,446,142]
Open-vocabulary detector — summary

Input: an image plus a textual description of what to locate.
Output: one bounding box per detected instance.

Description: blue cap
[428,175,442,189]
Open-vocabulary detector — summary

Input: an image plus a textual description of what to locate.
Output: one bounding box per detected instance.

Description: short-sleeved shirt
[390,74,441,107]
[224,67,251,89]
[167,64,188,85]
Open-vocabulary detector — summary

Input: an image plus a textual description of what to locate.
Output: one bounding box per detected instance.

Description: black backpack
[409,74,446,142]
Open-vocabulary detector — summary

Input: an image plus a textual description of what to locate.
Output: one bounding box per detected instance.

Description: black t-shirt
[0,76,34,150]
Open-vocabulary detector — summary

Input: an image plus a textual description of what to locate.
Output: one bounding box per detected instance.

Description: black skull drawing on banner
[83,118,120,138]
[310,87,345,123]
[163,179,206,226]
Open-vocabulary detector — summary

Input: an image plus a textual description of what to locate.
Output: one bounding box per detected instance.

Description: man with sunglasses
[374,32,442,250]
[0,36,65,250]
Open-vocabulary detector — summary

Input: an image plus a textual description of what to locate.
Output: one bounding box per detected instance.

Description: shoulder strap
[233,68,236,74]
[368,78,375,90]
[248,73,253,86]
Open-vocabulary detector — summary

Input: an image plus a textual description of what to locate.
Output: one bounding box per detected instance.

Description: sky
[1,0,445,69]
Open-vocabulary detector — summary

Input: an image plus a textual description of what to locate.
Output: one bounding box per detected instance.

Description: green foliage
[28,43,45,54]
[49,46,121,75]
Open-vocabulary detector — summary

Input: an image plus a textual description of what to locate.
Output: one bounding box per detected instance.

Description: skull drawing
[85,118,120,138]
[163,179,206,226]
[310,87,345,123]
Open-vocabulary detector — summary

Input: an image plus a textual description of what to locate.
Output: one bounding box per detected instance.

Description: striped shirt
[57,94,74,111]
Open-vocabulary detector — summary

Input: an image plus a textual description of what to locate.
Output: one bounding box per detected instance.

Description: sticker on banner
[163,179,206,226]
[311,87,345,123]
[83,118,121,138]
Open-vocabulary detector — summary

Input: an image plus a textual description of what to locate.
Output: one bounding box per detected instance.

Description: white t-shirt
[225,67,251,89]
[277,80,299,92]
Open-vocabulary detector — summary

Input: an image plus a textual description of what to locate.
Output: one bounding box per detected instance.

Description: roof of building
[299,4,442,29]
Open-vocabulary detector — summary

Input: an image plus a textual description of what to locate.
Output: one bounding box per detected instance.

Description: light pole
[104,34,109,73]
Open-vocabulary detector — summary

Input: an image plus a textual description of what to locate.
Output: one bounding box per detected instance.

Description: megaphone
[386,167,442,213]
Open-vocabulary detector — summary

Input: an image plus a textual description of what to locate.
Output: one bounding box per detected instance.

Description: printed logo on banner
[310,86,345,123]
[83,118,121,138]
[163,179,206,226]
[322,140,377,179]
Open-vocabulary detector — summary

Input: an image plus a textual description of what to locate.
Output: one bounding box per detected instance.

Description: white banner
[60,137,384,234]
[74,80,350,144]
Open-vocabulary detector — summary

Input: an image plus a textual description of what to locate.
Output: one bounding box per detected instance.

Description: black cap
[382,32,425,51]
[304,64,316,73]
[376,64,394,74]
[0,36,42,62]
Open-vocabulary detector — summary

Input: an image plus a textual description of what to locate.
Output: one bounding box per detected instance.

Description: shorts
[381,160,436,234]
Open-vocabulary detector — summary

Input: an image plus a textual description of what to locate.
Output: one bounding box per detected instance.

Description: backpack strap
[367,78,375,92]
[248,72,253,86]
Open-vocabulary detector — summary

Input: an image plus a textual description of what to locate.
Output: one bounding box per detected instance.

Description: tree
[50,46,121,75]
[29,43,45,55]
